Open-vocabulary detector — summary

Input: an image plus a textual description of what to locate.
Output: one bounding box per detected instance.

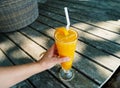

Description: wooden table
[0,0,120,88]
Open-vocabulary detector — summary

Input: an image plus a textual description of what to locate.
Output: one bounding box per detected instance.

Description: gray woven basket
[0,0,38,32]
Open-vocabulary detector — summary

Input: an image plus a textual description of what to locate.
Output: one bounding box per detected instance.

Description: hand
[37,44,70,71]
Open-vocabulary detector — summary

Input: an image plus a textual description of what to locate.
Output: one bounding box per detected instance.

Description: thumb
[58,57,70,64]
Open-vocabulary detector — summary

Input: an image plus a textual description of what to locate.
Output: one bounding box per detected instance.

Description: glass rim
[54,29,78,43]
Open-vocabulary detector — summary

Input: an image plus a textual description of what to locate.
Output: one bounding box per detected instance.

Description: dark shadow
[38,0,120,23]
[0,34,8,43]
[80,36,120,57]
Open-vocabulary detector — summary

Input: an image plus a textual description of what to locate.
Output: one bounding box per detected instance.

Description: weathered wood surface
[0,0,120,88]
[41,0,120,34]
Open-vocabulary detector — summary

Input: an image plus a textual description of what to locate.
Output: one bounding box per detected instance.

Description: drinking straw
[64,7,70,30]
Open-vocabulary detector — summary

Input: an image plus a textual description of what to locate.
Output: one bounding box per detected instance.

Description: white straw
[64,7,70,30]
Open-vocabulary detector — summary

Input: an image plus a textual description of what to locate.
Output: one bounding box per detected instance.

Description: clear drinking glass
[54,27,78,81]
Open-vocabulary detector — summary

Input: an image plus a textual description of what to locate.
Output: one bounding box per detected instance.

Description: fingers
[47,44,58,57]
[57,57,70,64]
[46,44,56,57]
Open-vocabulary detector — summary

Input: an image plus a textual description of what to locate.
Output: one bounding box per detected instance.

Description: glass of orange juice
[54,27,78,81]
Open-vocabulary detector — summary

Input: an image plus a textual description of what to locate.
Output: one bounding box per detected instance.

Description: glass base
[59,68,74,81]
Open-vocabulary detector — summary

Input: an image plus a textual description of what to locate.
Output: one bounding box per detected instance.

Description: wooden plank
[40,1,120,35]
[27,71,67,88]
[60,0,120,11]
[11,81,34,88]
[38,8,120,59]
[107,20,120,26]
[0,34,66,88]
[33,15,120,70]
[47,0,120,19]
[45,0,120,30]
[38,6,120,46]
[19,27,54,49]
[52,0,120,28]
[4,28,99,87]
[0,47,34,88]
[20,26,113,84]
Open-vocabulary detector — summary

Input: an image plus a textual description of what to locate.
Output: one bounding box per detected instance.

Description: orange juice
[54,27,78,71]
